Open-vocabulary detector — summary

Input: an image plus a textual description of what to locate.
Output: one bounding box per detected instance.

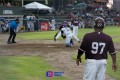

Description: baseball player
[51,17,56,30]
[54,21,80,47]
[71,17,79,36]
[54,21,67,41]
[26,16,35,32]
[76,17,117,80]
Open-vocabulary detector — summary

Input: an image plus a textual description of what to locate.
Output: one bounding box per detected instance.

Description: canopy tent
[24,2,52,10]
[65,4,73,8]
[73,3,87,10]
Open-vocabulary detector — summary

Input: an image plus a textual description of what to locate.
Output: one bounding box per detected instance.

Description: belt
[87,58,106,60]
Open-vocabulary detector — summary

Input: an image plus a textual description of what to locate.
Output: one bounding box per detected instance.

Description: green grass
[17,31,57,40]
[72,52,120,80]
[106,53,120,80]
[1,26,120,80]
[17,26,120,43]
[0,56,68,80]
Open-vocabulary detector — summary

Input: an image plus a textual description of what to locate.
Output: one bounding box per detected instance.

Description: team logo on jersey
[74,21,78,23]
[97,22,102,27]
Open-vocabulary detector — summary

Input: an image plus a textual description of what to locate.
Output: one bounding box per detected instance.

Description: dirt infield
[0,34,119,80]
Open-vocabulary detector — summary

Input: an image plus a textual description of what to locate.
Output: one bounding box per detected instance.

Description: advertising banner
[40,21,50,31]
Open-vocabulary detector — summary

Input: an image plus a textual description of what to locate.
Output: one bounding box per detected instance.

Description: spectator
[6,2,11,6]
[1,20,9,33]
[116,12,120,27]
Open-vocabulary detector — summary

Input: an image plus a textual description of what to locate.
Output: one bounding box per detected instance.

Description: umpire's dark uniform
[7,19,19,44]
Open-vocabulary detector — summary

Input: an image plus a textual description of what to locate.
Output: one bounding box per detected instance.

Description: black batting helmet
[94,17,105,28]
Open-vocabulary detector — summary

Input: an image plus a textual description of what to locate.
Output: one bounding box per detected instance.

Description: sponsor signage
[3,10,13,14]
[46,71,64,78]
[40,21,50,31]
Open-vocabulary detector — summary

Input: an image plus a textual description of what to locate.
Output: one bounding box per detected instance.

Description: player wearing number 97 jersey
[76,17,117,80]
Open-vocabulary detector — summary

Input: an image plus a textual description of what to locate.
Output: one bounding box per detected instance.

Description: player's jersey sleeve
[55,31,61,39]
[108,37,116,55]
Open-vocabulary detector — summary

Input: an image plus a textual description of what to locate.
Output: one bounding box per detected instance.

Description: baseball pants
[73,25,78,36]
[65,33,79,46]
[83,59,107,80]
[8,29,16,43]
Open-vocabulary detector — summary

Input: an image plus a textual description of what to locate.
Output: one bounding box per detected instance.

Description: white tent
[24,2,52,10]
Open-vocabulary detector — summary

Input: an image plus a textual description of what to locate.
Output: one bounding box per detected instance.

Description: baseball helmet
[62,21,68,27]
[94,17,105,28]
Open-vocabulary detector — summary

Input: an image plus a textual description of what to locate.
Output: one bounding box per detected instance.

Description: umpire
[7,18,19,44]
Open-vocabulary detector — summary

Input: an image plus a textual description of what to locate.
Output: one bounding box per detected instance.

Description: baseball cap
[94,17,105,28]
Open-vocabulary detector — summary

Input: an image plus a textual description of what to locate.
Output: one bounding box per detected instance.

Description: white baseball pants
[65,33,79,45]
[73,25,78,36]
[83,59,107,80]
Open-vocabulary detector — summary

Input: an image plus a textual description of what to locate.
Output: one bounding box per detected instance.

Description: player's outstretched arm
[54,31,61,41]
[54,31,58,41]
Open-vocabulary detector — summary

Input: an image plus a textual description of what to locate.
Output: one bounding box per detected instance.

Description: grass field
[0,26,120,80]
[17,26,120,43]
[0,56,68,80]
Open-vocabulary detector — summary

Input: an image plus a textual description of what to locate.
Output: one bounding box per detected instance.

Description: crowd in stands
[0,10,120,33]
[0,0,120,34]
[0,0,21,6]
